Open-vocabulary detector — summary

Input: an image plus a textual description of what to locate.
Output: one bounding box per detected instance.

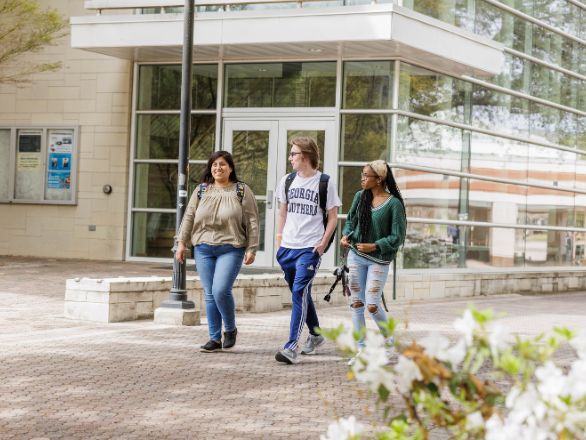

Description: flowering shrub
[320,307,586,440]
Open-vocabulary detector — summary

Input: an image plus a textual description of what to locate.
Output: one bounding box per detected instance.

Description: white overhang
[70,4,504,77]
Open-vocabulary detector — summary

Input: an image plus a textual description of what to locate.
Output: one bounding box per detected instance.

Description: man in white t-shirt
[274,137,342,365]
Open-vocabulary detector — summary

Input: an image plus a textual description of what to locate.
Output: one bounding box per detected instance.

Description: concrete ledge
[63,273,347,323]
[64,269,586,322]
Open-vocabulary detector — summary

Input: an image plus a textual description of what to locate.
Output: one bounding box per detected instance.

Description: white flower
[394,355,422,394]
[336,327,357,352]
[419,333,450,360]
[567,359,586,400]
[321,416,364,440]
[453,309,478,346]
[466,411,484,431]
[487,322,510,355]
[352,332,395,392]
[570,330,586,359]
[443,338,467,367]
[535,362,566,403]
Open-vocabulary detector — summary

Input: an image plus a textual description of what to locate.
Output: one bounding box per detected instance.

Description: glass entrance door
[223,119,337,268]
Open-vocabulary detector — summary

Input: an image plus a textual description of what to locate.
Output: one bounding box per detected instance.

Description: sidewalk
[0,256,585,439]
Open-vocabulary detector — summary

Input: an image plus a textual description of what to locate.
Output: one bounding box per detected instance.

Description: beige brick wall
[0,1,132,260]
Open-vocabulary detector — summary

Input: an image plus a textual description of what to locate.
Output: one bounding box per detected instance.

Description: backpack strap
[284,172,296,204]
[319,173,336,253]
[197,183,209,200]
[235,181,245,203]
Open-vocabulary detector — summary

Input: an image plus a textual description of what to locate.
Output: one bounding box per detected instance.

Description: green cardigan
[342,191,406,265]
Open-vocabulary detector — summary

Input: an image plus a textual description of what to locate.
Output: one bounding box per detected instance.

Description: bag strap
[197,183,209,200]
[284,172,296,204]
[235,181,245,203]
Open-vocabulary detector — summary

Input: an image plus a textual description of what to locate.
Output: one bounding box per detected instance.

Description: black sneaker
[223,328,237,350]
[200,339,222,352]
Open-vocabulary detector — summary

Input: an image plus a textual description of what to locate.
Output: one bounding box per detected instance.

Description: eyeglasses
[360,173,378,180]
[289,152,302,157]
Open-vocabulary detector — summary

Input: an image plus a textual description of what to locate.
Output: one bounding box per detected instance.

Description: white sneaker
[301,334,325,355]
[275,348,299,365]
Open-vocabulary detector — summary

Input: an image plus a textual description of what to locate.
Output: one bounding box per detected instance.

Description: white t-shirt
[277,171,342,249]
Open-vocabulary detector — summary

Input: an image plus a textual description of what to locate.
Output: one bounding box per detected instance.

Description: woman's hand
[340,235,350,248]
[175,242,186,263]
[356,243,377,253]
[244,252,256,265]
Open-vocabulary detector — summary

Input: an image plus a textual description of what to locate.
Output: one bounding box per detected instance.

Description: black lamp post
[162,0,196,310]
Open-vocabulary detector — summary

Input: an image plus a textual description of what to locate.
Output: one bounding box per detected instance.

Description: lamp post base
[154,306,200,326]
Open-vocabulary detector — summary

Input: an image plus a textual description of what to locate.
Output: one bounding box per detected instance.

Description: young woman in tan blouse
[176,151,259,352]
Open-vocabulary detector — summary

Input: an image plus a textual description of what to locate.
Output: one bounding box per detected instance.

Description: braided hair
[353,163,406,244]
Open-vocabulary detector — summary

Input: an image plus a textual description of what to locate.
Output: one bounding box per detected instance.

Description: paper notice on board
[17,153,41,169]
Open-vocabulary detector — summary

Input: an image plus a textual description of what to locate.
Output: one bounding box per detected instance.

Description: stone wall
[0,1,131,260]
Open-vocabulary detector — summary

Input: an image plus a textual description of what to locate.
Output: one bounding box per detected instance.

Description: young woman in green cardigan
[340,160,406,363]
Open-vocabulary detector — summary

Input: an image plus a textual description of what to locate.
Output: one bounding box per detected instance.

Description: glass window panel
[488,53,526,91]
[134,163,178,209]
[230,130,269,196]
[524,229,576,267]
[471,85,529,137]
[577,153,586,191]
[576,194,586,229]
[187,162,208,193]
[396,117,463,172]
[470,132,528,183]
[224,62,336,107]
[578,117,586,153]
[529,103,576,148]
[342,61,394,109]
[403,222,462,269]
[399,64,470,124]
[137,64,218,110]
[527,146,575,190]
[284,130,325,174]
[131,211,176,257]
[468,178,527,225]
[466,225,525,268]
[396,169,460,221]
[0,129,10,199]
[340,114,390,162]
[526,187,574,228]
[405,0,471,29]
[339,166,362,214]
[135,114,215,160]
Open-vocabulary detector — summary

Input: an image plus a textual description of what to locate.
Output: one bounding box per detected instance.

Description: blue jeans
[347,250,391,348]
[195,244,245,342]
[276,247,321,350]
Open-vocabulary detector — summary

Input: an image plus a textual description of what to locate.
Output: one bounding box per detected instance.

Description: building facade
[1,0,585,278]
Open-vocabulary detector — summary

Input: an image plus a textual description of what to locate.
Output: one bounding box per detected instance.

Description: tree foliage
[0,0,67,83]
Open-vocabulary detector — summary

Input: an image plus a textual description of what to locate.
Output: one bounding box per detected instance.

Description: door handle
[265,190,273,209]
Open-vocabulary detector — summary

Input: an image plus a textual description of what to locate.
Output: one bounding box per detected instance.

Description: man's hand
[313,242,326,256]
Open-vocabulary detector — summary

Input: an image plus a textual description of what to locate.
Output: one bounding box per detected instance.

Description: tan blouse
[177,182,259,254]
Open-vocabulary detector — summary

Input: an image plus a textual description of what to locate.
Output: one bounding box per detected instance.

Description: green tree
[0,0,67,83]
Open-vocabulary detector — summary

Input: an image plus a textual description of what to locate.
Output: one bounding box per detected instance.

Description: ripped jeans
[347,249,391,348]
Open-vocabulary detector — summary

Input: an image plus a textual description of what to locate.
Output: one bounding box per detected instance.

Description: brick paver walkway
[0,256,585,439]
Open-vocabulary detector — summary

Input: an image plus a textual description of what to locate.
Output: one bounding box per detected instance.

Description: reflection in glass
[135,114,215,160]
[403,223,461,269]
[469,133,528,182]
[137,64,217,110]
[396,117,463,172]
[339,166,362,214]
[526,187,574,228]
[468,179,527,225]
[529,103,575,148]
[471,85,528,137]
[399,63,470,124]
[131,211,176,257]
[284,130,325,174]
[224,62,336,107]
[340,114,390,161]
[527,146,576,190]
[395,169,460,222]
[342,61,394,109]
[134,163,178,209]
[231,130,269,196]
[524,229,576,267]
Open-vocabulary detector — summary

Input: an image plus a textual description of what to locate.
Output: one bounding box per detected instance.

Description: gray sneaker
[275,348,299,364]
[300,334,325,355]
